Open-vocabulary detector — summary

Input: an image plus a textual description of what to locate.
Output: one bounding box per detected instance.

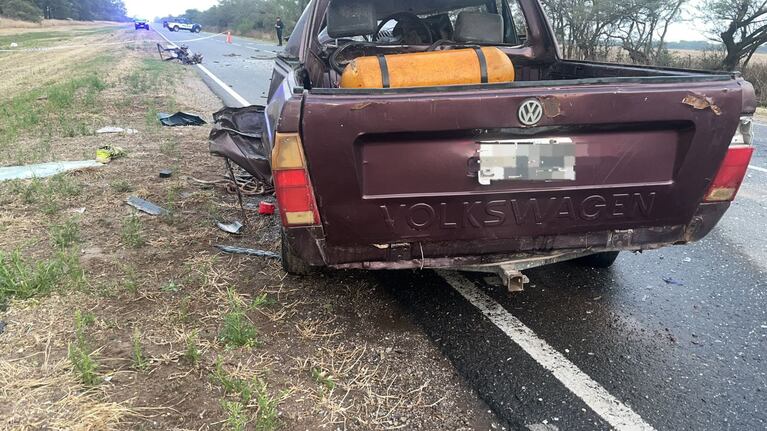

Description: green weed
[311,367,336,392]
[50,218,81,249]
[121,213,144,247]
[220,288,260,349]
[161,280,181,293]
[250,293,275,310]
[110,180,133,193]
[9,174,81,214]
[0,249,84,305]
[122,264,139,294]
[183,331,201,365]
[221,400,248,431]
[68,310,99,385]
[212,359,282,431]
[131,327,148,371]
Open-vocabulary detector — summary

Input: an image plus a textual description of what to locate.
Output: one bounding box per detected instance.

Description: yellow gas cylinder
[339,47,515,89]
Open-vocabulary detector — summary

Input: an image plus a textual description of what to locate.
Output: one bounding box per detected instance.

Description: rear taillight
[272,133,320,226]
[704,116,755,202]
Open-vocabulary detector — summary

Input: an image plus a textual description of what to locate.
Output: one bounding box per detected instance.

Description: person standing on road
[275,17,285,46]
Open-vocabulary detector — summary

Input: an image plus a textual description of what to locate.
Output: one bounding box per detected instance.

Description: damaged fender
[208,105,272,184]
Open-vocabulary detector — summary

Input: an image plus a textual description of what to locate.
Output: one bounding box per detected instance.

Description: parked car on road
[220,0,757,285]
[166,18,202,33]
[134,19,149,30]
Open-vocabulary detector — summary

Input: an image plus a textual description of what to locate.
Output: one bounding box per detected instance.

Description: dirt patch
[0,27,499,431]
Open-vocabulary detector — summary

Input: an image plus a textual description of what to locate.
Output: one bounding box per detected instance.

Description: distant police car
[134,19,149,30]
[166,18,202,33]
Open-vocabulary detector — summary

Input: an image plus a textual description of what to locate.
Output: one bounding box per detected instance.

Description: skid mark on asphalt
[438,271,656,431]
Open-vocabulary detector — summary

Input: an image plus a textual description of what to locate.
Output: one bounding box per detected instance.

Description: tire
[173,26,180,32]
[194,26,201,33]
[281,229,316,275]
[574,251,620,269]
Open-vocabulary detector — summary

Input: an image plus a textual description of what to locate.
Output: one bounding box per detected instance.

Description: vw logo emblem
[518,99,543,126]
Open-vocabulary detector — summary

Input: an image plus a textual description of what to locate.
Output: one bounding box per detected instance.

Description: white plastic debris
[9,42,18,48]
[96,127,138,135]
[0,160,102,181]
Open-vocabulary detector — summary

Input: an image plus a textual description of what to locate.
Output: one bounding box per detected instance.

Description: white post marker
[154,29,250,107]
[438,271,656,431]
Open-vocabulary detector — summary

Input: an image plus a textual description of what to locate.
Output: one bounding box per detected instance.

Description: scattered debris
[663,277,684,286]
[126,196,168,216]
[0,160,102,181]
[157,112,207,127]
[683,257,692,263]
[96,127,138,135]
[215,245,280,260]
[156,43,203,65]
[68,207,86,214]
[96,145,127,164]
[0,320,6,335]
[682,93,722,115]
[217,221,244,235]
[224,53,240,57]
[259,202,276,215]
[159,169,173,178]
[9,42,18,48]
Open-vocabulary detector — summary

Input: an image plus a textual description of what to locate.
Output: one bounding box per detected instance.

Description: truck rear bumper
[285,202,729,270]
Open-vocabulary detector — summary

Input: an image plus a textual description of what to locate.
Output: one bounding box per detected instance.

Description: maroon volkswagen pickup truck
[213,0,756,286]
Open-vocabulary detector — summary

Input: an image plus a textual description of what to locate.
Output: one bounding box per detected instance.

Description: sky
[125,0,217,20]
[123,0,710,41]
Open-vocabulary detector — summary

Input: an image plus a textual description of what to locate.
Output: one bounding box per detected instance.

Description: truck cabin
[288,0,729,91]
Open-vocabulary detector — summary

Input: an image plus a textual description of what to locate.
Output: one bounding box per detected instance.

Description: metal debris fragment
[126,196,168,216]
[159,169,173,178]
[682,93,722,115]
[217,221,244,235]
[157,112,207,127]
[156,43,203,65]
[215,245,281,260]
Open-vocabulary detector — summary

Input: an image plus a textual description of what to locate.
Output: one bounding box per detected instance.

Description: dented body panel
[265,0,756,271]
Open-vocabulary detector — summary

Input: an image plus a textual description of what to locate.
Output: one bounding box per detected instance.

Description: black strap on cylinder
[377,55,391,88]
[474,47,488,84]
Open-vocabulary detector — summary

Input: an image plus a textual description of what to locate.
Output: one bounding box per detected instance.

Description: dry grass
[0,359,133,429]
[0,23,497,431]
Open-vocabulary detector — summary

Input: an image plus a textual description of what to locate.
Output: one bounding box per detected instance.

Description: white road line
[438,271,656,431]
[154,29,251,107]
[749,165,767,173]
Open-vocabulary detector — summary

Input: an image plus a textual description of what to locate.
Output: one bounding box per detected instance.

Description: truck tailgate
[301,80,744,255]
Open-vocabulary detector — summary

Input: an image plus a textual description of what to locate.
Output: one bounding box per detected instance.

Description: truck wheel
[574,251,620,268]
[281,229,316,275]
[194,26,201,33]
[173,26,180,32]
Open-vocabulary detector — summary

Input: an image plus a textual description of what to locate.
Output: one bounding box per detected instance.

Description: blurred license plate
[477,137,576,185]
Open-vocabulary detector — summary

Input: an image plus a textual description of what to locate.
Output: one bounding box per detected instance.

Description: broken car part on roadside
[214,245,280,260]
[208,105,272,184]
[0,160,102,181]
[156,43,203,65]
[126,196,168,216]
[217,221,244,235]
[157,112,207,127]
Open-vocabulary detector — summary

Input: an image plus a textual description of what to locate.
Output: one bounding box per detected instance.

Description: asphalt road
[157,28,281,106]
[162,27,767,430]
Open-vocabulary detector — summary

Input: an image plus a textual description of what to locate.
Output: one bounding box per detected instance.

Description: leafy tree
[0,0,44,21]
[702,0,767,70]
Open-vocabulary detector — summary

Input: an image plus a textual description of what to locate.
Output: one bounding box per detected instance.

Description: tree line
[541,0,767,71]
[0,0,127,22]
[165,0,309,37]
